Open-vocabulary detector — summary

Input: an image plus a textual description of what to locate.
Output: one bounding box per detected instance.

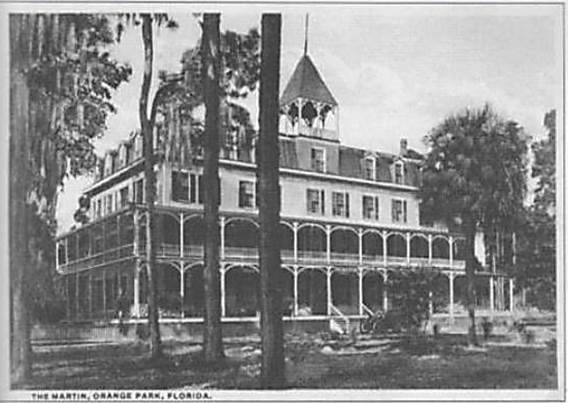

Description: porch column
[489,276,495,312]
[326,267,332,315]
[382,230,388,266]
[55,240,60,269]
[382,270,388,312]
[180,267,185,318]
[220,216,225,260]
[179,212,184,258]
[449,235,454,268]
[448,272,455,322]
[428,234,433,264]
[406,232,411,264]
[509,278,514,312]
[358,228,363,264]
[326,225,331,263]
[293,266,299,317]
[133,264,140,318]
[220,266,226,317]
[293,222,298,262]
[358,267,364,316]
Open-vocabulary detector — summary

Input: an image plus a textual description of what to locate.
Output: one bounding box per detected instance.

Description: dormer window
[394,160,404,185]
[364,157,376,180]
[311,147,326,173]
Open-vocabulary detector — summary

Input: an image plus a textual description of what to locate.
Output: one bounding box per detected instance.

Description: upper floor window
[364,157,376,180]
[119,186,130,208]
[239,181,255,208]
[362,195,379,220]
[190,173,203,204]
[172,171,190,203]
[311,147,326,173]
[332,191,350,218]
[134,178,144,204]
[391,199,407,223]
[394,161,404,185]
[306,189,325,215]
[95,199,102,219]
[105,194,113,215]
[125,142,133,165]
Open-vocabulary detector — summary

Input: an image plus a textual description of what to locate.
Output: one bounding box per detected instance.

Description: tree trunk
[258,14,285,389]
[10,14,35,386]
[202,13,224,363]
[140,14,162,360]
[464,217,479,346]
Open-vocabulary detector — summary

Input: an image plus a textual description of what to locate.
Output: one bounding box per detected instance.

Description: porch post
[293,266,299,317]
[509,278,514,312]
[220,266,226,317]
[382,270,388,312]
[180,212,184,258]
[133,264,140,318]
[449,235,454,268]
[220,216,225,260]
[55,240,60,269]
[358,228,363,264]
[358,267,364,315]
[326,225,331,263]
[406,232,411,264]
[449,272,455,323]
[489,276,495,312]
[326,267,332,315]
[382,230,388,266]
[293,222,298,262]
[180,266,185,318]
[428,234,433,264]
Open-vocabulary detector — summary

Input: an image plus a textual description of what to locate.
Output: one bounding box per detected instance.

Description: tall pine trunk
[202,13,224,363]
[258,14,285,389]
[140,14,162,359]
[464,216,479,346]
[10,14,33,385]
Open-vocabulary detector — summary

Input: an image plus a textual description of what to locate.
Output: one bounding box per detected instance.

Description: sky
[55,5,563,233]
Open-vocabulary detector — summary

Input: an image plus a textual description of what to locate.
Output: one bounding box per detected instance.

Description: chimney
[400,138,408,157]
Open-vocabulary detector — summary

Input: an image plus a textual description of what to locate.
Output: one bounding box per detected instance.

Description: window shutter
[198,175,204,204]
[321,190,325,214]
[345,193,350,218]
[238,182,245,207]
[190,174,196,203]
[255,182,259,207]
[403,201,407,223]
[306,189,311,212]
[375,197,379,220]
[391,200,396,222]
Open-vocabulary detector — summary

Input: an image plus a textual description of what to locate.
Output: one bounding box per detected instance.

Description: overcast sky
[56,5,563,232]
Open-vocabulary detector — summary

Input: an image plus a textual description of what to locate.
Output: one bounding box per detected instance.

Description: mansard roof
[280,54,338,107]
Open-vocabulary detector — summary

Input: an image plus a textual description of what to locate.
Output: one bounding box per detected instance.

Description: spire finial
[304,14,309,55]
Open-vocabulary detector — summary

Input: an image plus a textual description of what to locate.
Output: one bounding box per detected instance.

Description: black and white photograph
[2,2,564,400]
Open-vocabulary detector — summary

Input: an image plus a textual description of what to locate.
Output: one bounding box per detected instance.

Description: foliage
[386,268,445,334]
[516,110,556,310]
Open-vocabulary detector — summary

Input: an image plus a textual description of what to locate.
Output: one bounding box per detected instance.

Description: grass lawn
[22,334,557,390]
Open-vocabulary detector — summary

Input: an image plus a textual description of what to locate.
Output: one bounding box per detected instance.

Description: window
[125,142,133,165]
[311,147,326,173]
[172,171,189,202]
[238,181,255,208]
[105,194,113,215]
[134,178,144,204]
[363,195,379,220]
[391,199,407,223]
[95,199,102,219]
[307,189,325,214]
[364,157,376,180]
[332,192,350,217]
[189,173,203,204]
[119,186,130,208]
[394,161,404,184]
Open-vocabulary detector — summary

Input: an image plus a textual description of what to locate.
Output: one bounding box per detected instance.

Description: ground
[23,333,557,390]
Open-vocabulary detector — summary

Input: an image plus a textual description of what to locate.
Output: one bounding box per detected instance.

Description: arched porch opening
[225,219,258,256]
[410,235,428,258]
[297,225,326,260]
[330,229,358,260]
[225,265,259,317]
[453,238,467,262]
[279,224,294,260]
[280,268,294,316]
[156,213,180,256]
[157,263,181,317]
[118,212,134,246]
[331,270,358,315]
[432,237,450,260]
[362,232,383,260]
[183,215,204,256]
[453,275,468,314]
[184,265,204,317]
[430,271,450,313]
[297,268,327,315]
[387,233,406,258]
[362,270,385,312]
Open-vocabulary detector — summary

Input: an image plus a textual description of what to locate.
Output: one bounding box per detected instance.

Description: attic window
[394,161,404,185]
[364,157,376,180]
